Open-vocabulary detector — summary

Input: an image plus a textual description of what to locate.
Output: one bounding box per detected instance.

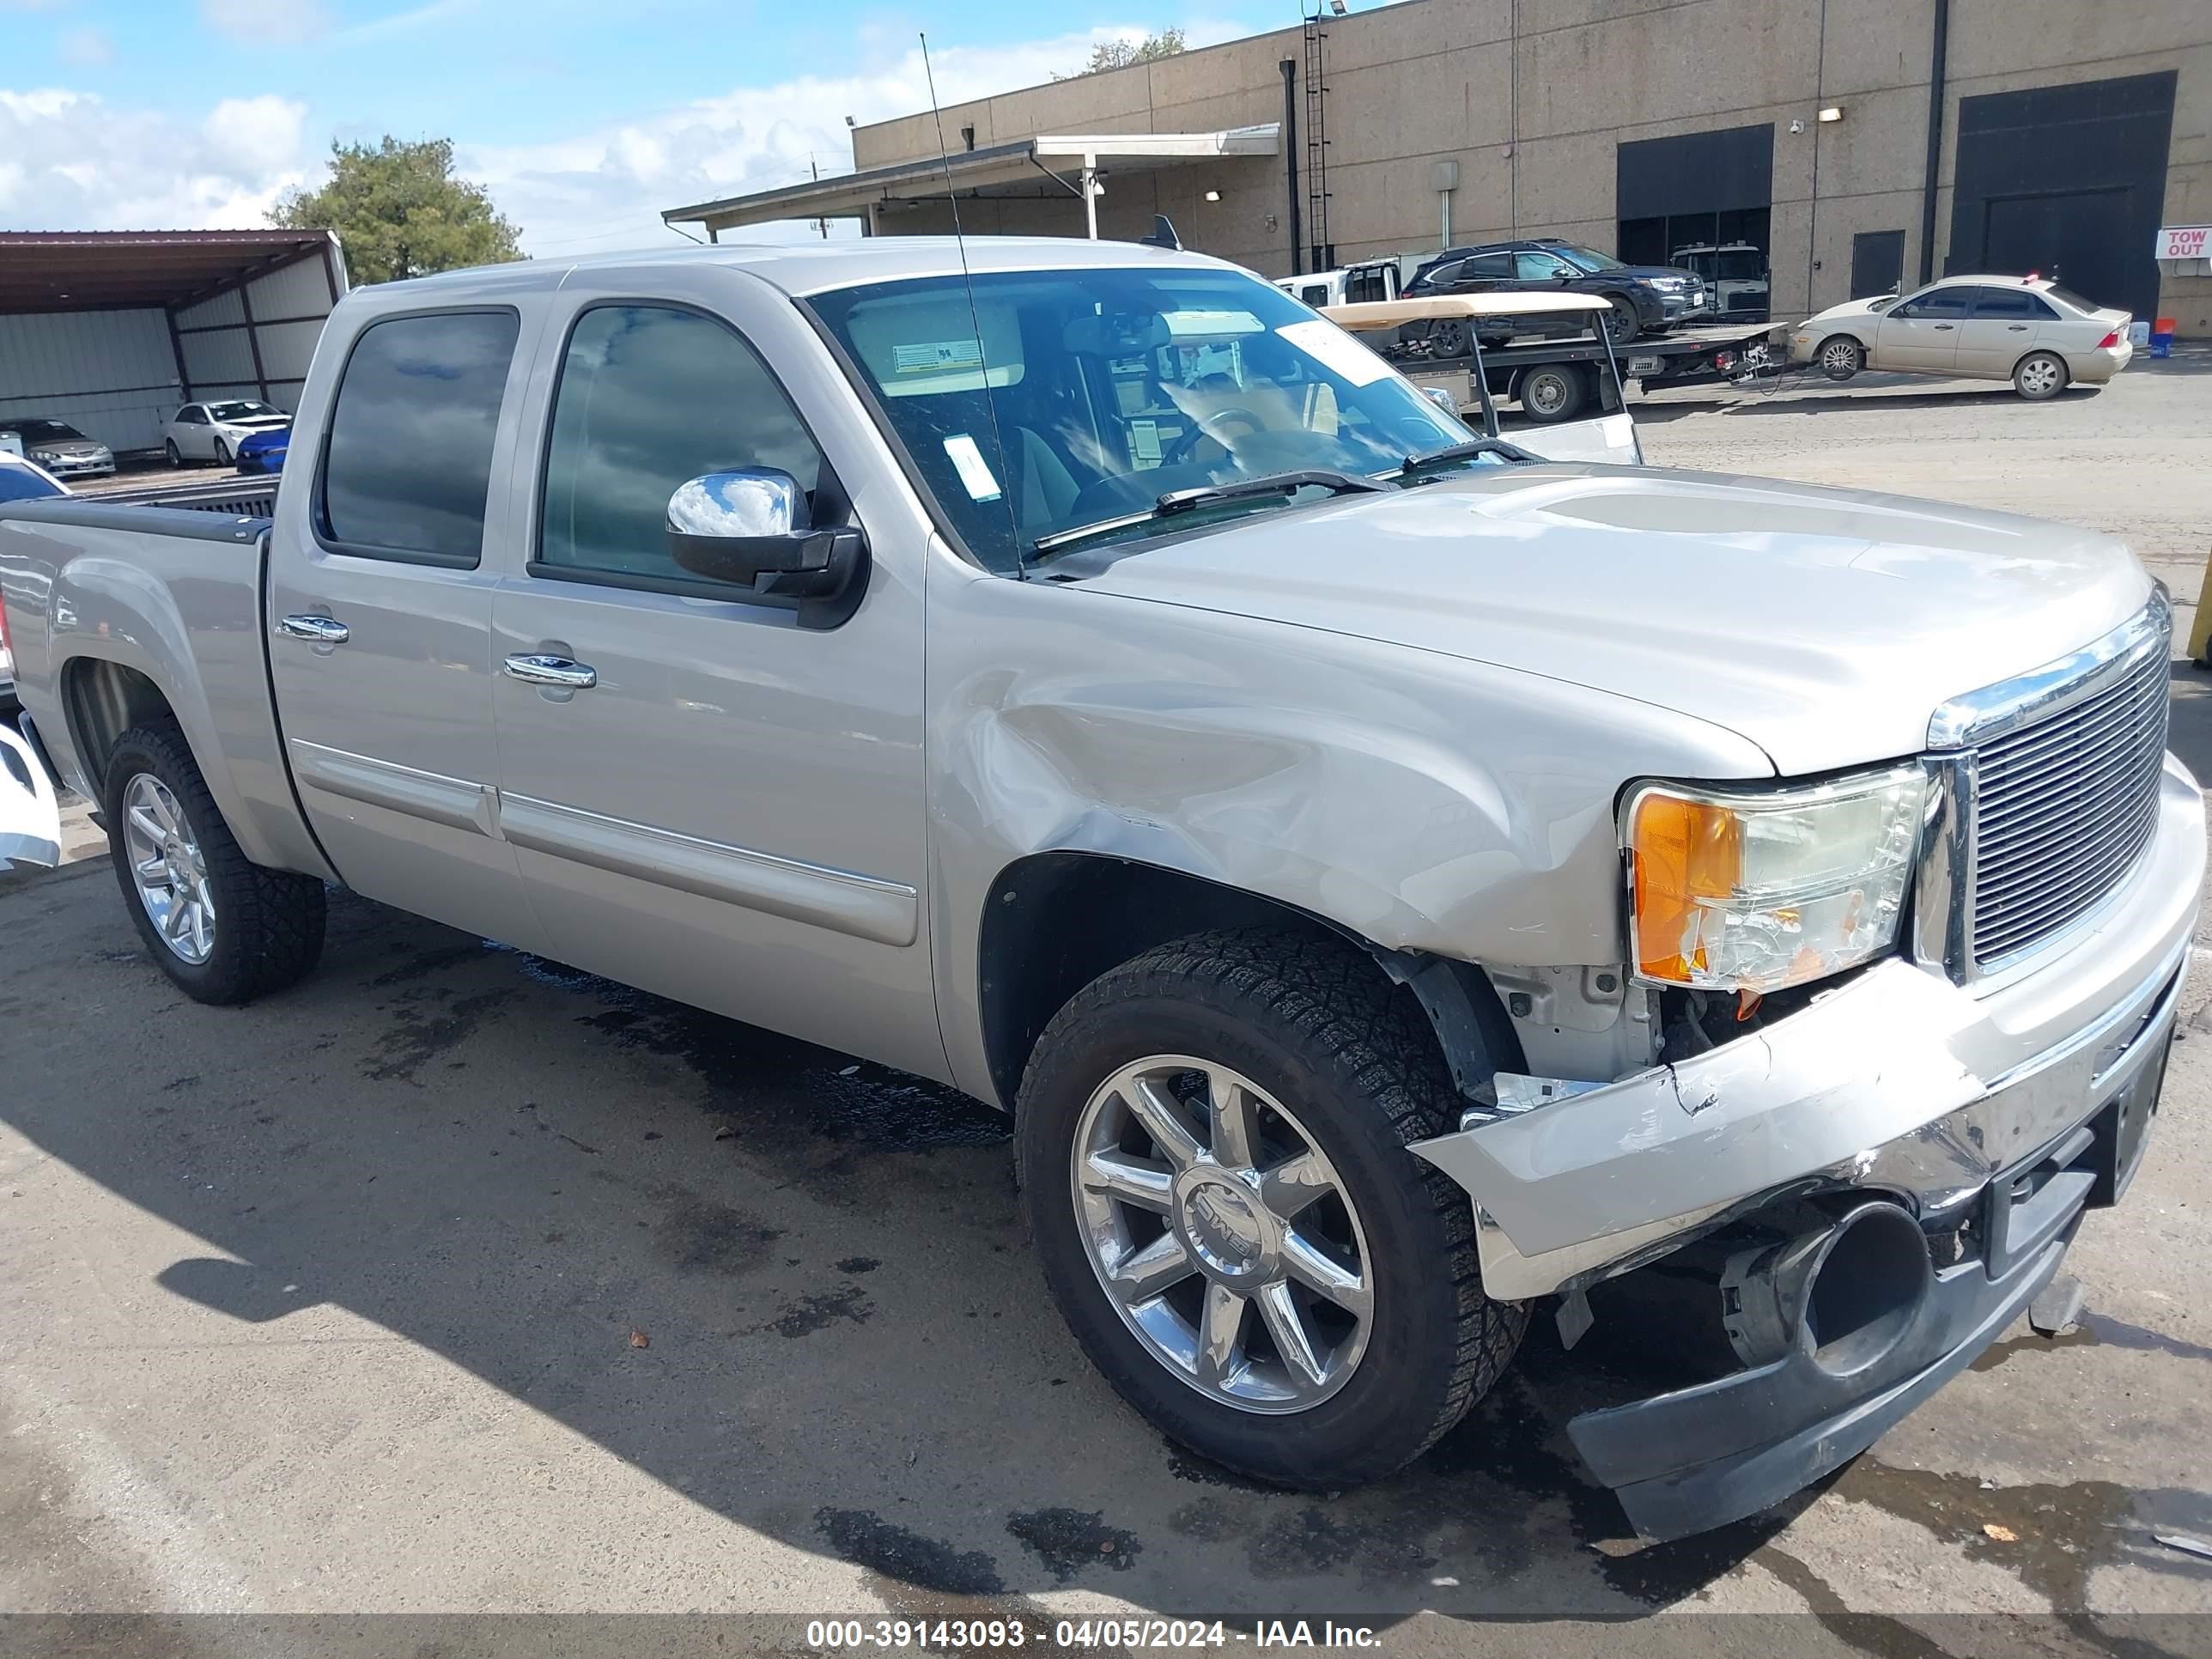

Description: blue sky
[0,0,1294,255]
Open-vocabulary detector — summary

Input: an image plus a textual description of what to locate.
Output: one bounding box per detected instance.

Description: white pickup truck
[0,238,2197,1540]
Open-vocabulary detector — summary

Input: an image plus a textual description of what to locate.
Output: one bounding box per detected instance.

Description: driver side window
[1893,289,1970,319]
[1513,252,1571,281]
[537,304,823,587]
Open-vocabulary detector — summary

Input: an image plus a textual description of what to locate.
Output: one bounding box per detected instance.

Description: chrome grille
[1967,635,2168,967]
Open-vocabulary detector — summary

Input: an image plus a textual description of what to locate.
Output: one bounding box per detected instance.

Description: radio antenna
[921,32,1026,574]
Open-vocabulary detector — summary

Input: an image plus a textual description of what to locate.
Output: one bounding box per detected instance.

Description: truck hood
[1079,465,2153,776]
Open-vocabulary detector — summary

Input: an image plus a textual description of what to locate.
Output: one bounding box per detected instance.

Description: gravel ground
[3,352,2211,1657]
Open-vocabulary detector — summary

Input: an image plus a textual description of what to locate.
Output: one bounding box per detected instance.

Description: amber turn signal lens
[1629,792,1743,982]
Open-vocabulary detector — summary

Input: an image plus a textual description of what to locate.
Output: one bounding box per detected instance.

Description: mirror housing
[666,470,869,629]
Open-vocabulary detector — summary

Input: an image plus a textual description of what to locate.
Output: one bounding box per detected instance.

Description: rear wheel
[1817,336,1863,380]
[2014,351,2069,401]
[1018,928,1525,1490]
[1425,319,1470,361]
[105,724,325,1005]
[1516,363,1589,423]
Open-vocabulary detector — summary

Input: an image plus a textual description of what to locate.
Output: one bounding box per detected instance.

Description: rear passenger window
[537,304,823,586]
[1972,288,2057,319]
[319,309,519,568]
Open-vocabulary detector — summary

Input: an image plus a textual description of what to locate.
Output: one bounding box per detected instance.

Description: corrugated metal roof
[0,229,339,315]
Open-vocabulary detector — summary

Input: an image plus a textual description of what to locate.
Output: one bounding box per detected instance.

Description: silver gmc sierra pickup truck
[0,238,2197,1540]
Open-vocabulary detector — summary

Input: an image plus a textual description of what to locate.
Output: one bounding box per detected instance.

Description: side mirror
[666,469,869,628]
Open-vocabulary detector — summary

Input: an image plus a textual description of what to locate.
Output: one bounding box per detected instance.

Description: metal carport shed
[0,229,348,459]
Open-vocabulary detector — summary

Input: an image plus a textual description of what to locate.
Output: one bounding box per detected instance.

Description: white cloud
[58,26,112,65]
[0,88,312,228]
[463,23,1248,258]
[197,0,333,46]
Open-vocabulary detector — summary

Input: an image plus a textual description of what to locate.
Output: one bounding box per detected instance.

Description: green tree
[1059,28,1187,79]
[271,137,523,285]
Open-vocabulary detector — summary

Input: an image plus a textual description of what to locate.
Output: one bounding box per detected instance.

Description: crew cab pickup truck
[0,239,2198,1540]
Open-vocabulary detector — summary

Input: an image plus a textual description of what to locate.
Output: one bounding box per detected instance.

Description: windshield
[1552,244,1628,274]
[807,267,1466,572]
[208,401,280,421]
[2,420,85,443]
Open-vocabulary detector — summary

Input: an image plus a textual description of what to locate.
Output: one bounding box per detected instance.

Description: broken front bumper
[1409,754,2201,1538]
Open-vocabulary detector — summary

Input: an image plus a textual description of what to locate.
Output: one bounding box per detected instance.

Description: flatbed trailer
[1402,319,1785,424]
[1325,293,1785,426]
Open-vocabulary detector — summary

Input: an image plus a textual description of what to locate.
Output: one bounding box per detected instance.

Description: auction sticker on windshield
[943,434,1004,502]
[1276,319,1390,387]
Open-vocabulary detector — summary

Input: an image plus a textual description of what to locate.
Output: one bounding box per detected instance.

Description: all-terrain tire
[1017,927,1526,1490]
[104,723,325,1005]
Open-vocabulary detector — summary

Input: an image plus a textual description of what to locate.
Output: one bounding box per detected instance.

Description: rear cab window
[316,308,520,568]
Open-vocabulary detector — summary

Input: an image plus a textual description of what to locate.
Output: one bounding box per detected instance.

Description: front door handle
[277,614,349,644]
[2008,323,2029,331]
[504,653,597,690]
[1934,323,1954,331]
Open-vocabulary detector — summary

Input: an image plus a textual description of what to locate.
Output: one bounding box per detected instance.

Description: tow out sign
[2156,225,2210,259]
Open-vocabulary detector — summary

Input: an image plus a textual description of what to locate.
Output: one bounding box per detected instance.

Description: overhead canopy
[664,127,1279,238]
[0,229,341,315]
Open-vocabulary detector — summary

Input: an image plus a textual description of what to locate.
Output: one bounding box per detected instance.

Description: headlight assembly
[1623,765,1927,993]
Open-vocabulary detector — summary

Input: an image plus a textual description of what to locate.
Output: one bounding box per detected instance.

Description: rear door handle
[2008,323,2030,331]
[504,653,597,690]
[277,614,349,644]
[1934,323,1954,331]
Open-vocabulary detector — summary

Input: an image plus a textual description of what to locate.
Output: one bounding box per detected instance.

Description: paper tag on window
[1277,319,1391,387]
[943,434,1002,502]
[1130,419,1161,465]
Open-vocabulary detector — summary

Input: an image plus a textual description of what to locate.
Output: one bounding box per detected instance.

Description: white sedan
[163,399,291,468]
[1789,276,2132,400]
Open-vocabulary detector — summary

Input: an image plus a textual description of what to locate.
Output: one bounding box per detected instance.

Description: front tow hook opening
[1721,1201,1933,1378]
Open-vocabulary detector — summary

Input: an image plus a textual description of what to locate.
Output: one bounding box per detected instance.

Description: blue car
[235,426,290,474]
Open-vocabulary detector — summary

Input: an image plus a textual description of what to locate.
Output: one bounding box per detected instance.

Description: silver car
[0,418,114,480]
[1790,275,2134,399]
[163,399,291,468]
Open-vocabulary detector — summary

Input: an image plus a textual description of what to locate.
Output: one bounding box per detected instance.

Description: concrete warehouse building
[667,0,2211,336]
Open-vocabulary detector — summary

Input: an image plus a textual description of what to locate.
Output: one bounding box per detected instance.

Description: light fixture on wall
[1789,118,1805,134]
[1328,0,1346,14]
[1818,106,1844,123]
[1204,189,1221,202]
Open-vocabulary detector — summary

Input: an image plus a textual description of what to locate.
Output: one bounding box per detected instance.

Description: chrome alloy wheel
[1071,1056,1373,1413]
[122,773,216,964]
[1820,337,1860,374]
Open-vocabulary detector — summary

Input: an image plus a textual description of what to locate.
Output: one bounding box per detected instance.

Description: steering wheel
[1161,405,1265,466]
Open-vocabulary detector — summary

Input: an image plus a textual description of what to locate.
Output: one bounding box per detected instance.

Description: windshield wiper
[1398,437,1539,480]
[1030,470,1389,560]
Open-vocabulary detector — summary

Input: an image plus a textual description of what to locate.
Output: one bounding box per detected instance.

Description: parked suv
[1406,239,1709,346]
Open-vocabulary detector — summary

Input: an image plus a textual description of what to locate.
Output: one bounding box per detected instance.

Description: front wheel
[1817,335,1863,380]
[211,439,233,468]
[105,724,326,1004]
[2014,350,2069,401]
[1018,929,1525,1490]
[1602,295,1640,343]
[164,439,182,467]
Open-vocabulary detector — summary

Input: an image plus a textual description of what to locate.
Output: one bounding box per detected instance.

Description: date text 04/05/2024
[803,1620,1382,1649]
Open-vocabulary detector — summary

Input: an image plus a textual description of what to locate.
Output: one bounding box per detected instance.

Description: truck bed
[0,496,326,879]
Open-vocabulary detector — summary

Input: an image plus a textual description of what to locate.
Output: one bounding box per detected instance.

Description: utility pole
[811,156,828,239]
